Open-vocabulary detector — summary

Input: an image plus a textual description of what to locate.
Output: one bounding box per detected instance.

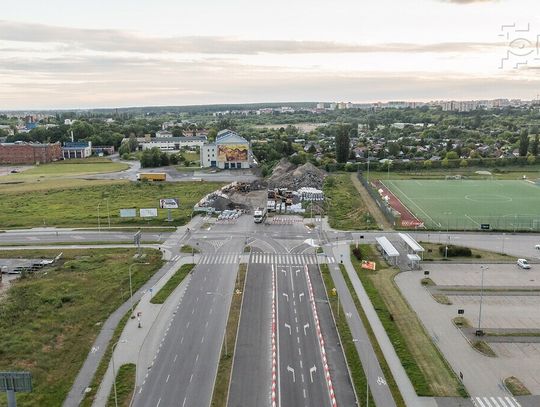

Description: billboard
[159,198,179,209]
[140,208,158,218]
[217,144,248,162]
[119,208,137,218]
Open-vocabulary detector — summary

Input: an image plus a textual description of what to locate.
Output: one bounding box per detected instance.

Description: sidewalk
[92,255,198,406]
[331,242,438,407]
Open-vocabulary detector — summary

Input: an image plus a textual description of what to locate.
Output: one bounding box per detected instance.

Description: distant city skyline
[1,0,539,109]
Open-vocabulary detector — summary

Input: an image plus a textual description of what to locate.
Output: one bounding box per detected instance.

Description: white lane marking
[196,353,199,362]
[156,398,161,407]
[180,336,184,344]
[182,397,187,407]
[190,373,193,383]
[166,374,170,383]
[174,354,178,362]
[201,336,205,343]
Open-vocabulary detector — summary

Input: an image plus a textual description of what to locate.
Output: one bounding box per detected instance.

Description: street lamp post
[107,198,111,229]
[97,202,101,233]
[129,262,150,317]
[111,339,127,407]
[477,265,487,333]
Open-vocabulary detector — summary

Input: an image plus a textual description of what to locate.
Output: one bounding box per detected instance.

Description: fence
[357,172,402,227]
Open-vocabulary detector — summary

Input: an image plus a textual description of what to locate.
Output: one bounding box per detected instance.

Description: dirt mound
[268,160,327,189]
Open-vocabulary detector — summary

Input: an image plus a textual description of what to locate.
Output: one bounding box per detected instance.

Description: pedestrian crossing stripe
[197,253,336,265]
[472,396,521,407]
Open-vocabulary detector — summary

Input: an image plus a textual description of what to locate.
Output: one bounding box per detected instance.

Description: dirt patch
[350,174,393,230]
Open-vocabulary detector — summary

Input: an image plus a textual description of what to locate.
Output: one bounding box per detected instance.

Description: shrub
[438,245,472,257]
[352,247,363,260]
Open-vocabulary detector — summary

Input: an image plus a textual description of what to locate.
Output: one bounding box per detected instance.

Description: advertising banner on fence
[140,208,158,218]
[119,208,137,218]
[361,260,377,271]
[159,198,179,209]
[217,144,248,162]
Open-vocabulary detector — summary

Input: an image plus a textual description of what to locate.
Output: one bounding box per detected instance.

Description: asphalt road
[228,248,272,407]
[276,260,331,407]
[0,229,169,244]
[132,241,240,407]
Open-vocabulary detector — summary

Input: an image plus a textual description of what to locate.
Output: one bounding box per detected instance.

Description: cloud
[443,0,497,3]
[0,20,503,55]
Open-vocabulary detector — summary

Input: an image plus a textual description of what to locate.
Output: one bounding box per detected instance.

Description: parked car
[535,244,540,250]
[517,258,531,269]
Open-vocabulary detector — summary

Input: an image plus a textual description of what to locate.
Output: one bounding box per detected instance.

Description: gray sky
[1,0,539,109]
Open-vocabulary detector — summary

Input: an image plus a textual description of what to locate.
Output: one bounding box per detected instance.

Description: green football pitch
[383,179,540,231]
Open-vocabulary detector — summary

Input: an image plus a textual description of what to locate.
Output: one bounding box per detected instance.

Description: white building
[201,129,252,169]
[155,130,174,138]
[62,141,92,159]
[140,136,206,152]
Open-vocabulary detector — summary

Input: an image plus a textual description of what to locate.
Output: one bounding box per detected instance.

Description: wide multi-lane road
[276,257,331,406]
[132,239,241,407]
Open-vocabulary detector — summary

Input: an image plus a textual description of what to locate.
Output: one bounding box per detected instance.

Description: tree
[128,135,139,152]
[459,159,468,168]
[71,121,95,140]
[530,134,539,156]
[335,125,350,163]
[518,130,529,156]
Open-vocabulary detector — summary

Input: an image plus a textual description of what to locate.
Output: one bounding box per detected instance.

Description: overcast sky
[1,0,539,109]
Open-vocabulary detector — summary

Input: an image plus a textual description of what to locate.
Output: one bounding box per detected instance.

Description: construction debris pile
[194,182,250,213]
[267,159,327,190]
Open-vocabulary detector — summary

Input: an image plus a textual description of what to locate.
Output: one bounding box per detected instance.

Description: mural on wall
[217,144,248,162]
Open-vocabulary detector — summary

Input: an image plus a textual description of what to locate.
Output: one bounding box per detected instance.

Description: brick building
[0,142,62,165]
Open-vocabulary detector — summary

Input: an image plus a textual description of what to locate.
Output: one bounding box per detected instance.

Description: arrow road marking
[282,292,289,302]
[309,366,317,383]
[284,323,291,335]
[303,323,310,335]
[287,365,296,382]
[299,292,304,302]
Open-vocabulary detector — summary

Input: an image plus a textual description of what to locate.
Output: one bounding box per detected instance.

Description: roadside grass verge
[320,264,374,406]
[150,263,195,304]
[472,341,497,357]
[0,248,162,407]
[338,264,406,406]
[0,181,223,228]
[350,245,467,397]
[180,245,200,254]
[210,263,247,407]
[106,363,136,407]
[323,173,377,230]
[504,376,532,396]
[80,309,133,407]
[420,242,515,262]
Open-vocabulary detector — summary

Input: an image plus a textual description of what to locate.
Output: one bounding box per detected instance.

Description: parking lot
[396,263,540,396]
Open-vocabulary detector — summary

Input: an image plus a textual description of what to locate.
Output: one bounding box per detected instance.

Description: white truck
[254,207,267,223]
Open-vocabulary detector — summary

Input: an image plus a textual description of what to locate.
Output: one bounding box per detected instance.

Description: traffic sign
[0,372,32,392]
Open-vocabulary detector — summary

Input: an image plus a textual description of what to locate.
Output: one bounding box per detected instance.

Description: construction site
[193,158,328,218]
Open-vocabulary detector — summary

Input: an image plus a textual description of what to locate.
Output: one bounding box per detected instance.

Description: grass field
[323,174,377,230]
[0,158,129,193]
[0,181,223,228]
[0,248,162,407]
[150,263,194,304]
[383,179,540,231]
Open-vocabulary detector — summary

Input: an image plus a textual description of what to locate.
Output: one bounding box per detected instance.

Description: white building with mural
[201,129,252,169]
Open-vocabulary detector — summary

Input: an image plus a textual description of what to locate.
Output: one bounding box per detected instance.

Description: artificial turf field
[382,179,540,231]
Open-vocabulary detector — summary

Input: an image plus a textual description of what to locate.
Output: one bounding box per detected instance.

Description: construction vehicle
[254,207,267,223]
[137,172,166,182]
